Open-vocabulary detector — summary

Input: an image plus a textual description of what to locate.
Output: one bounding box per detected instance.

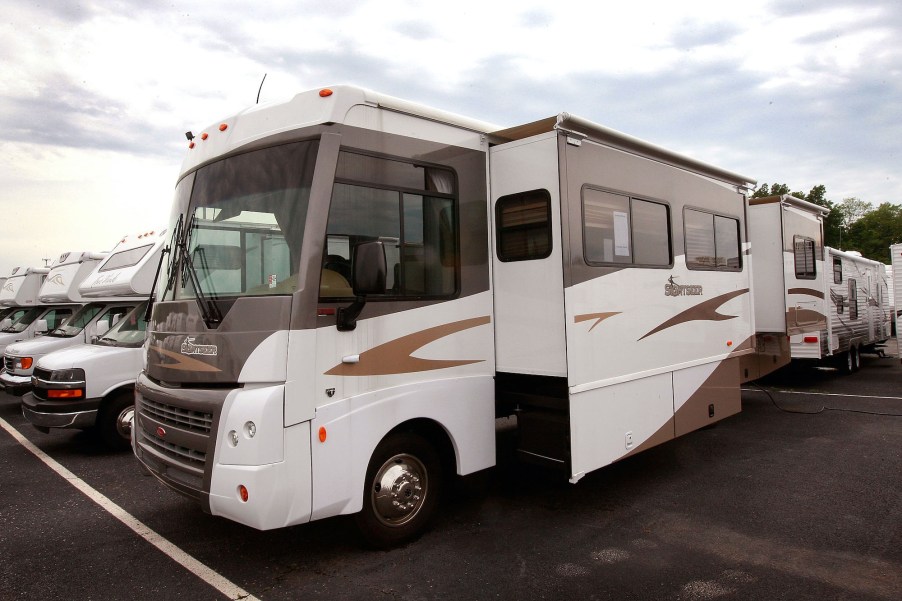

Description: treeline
[751,183,902,264]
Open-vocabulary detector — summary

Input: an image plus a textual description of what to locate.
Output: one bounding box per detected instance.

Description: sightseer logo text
[665,276,703,297]
[181,337,218,356]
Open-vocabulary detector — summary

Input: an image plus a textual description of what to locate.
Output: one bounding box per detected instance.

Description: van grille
[3,357,13,371]
[140,398,213,434]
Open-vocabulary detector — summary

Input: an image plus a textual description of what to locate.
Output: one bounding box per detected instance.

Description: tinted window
[685,208,741,271]
[496,189,552,262]
[100,244,152,272]
[793,236,816,279]
[584,188,671,267]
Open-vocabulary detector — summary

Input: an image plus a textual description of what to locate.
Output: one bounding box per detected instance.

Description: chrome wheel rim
[116,406,135,440]
[370,453,428,527]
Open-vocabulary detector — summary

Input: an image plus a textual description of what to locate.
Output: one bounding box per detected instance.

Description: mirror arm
[337,296,366,332]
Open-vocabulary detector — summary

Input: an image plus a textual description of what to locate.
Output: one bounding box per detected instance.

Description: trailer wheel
[354,431,442,548]
[839,349,854,374]
[98,391,135,450]
[850,346,860,372]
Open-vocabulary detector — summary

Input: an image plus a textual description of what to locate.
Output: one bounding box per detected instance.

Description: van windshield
[97,301,148,347]
[2,307,41,333]
[166,140,318,304]
[51,303,104,337]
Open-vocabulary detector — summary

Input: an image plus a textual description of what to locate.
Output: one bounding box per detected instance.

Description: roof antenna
[256,73,267,104]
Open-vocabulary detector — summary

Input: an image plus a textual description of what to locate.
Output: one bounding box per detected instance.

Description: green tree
[843,202,902,262]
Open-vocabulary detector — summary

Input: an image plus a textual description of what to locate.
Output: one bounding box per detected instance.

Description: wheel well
[384,418,457,478]
[101,386,135,410]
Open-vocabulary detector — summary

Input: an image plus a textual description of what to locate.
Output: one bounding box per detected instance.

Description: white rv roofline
[489,113,756,188]
[750,194,830,216]
[827,246,882,266]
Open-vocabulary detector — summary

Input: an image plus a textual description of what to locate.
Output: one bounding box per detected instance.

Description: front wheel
[98,391,135,450]
[354,432,442,548]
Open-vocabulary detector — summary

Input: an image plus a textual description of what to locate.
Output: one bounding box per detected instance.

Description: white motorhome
[133,85,755,546]
[23,230,166,448]
[1,250,140,395]
[745,195,829,377]
[891,243,902,359]
[783,247,889,371]
[0,266,75,357]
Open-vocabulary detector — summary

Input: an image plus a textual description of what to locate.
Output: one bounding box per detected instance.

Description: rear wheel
[850,346,860,372]
[98,391,135,450]
[354,431,442,548]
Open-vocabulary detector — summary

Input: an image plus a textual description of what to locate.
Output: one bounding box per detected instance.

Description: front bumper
[21,392,100,430]
[0,371,33,396]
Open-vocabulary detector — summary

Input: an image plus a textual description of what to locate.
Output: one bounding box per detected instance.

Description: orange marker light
[21,357,33,370]
[318,427,327,443]
[219,123,228,131]
[47,389,84,399]
[319,88,333,97]
[238,485,249,502]
[188,142,195,149]
[726,340,733,347]
[200,132,208,140]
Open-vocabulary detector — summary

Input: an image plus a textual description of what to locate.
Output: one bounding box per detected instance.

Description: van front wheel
[355,432,442,548]
[98,391,135,450]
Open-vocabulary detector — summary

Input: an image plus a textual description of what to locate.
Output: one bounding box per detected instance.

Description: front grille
[140,431,207,467]
[140,397,213,433]
[3,357,13,371]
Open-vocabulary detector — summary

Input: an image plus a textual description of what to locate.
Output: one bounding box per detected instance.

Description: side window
[496,189,552,262]
[849,279,858,320]
[684,208,742,271]
[583,188,671,267]
[321,152,457,300]
[793,236,817,279]
[833,257,843,284]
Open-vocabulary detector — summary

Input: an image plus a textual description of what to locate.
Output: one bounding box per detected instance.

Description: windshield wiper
[178,213,223,328]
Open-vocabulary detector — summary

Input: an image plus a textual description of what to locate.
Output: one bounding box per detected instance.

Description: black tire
[98,391,135,450]
[838,350,854,374]
[354,431,442,548]
[850,346,861,372]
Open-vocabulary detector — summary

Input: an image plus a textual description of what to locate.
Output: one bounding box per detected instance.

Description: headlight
[15,357,34,370]
[50,368,86,383]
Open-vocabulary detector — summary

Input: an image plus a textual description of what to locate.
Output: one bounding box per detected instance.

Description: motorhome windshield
[165,140,318,302]
[2,307,41,333]
[51,303,104,337]
[97,301,148,347]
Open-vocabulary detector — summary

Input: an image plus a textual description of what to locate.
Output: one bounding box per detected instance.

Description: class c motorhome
[0,266,74,357]
[1,250,141,395]
[133,85,756,546]
[22,230,166,448]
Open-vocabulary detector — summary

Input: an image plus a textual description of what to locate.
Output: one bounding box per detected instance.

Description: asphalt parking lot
[1,349,900,601]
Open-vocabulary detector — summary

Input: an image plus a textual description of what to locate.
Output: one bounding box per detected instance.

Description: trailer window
[684,208,741,271]
[322,152,457,299]
[793,236,817,279]
[833,257,843,284]
[583,188,671,267]
[849,279,858,320]
[496,189,552,262]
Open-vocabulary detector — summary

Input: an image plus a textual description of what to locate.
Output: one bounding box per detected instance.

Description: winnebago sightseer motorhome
[23,230,166,448]
[134,86,755,546]
[0,266,74,357]
[745,195,829,377]
[1,250,139,395]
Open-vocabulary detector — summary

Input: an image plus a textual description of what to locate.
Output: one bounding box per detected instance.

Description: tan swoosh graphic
[787,287,825,299]
[325,316,491,376]
[149,345,223,373]
[638,288,749,341]
[574,312,621,331]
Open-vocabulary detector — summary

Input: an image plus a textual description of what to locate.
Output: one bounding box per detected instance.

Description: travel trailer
[745,195,829,378]
[0,266,75,356]
[786,247,889,371]
[1,250,140,395]
[133,85,755,546]
[23,230,166,448]
[891,243,902,359]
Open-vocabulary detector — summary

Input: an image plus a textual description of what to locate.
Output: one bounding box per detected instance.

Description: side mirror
[34,319,49,334]
[95,318,111,337]
[338,241,387,331]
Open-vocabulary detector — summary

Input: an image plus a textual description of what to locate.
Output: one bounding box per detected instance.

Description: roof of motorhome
[827,246,884,266]
[749,194,830,216]
[490,113,756,188]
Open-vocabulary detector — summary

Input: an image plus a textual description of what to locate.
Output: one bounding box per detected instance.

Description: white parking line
[0,416,260,601]
[743,388,902,401]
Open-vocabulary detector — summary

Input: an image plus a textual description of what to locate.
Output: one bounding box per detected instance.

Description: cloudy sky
[1,0,899,275]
